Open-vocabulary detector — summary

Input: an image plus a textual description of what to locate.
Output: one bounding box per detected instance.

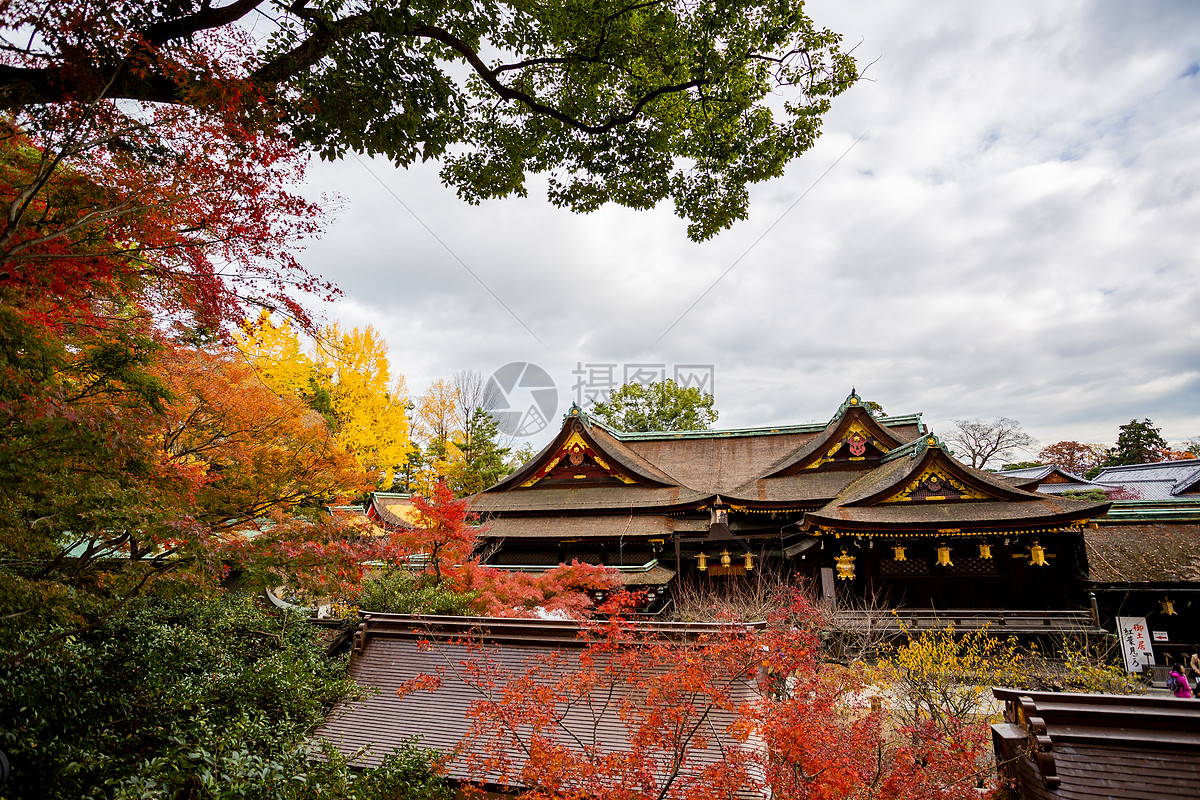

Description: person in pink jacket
[1169,664,1193,698]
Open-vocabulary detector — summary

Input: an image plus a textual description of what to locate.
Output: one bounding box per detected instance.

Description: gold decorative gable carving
[805,418,892,469]
[519,431,638,487]
[882,465,991,503]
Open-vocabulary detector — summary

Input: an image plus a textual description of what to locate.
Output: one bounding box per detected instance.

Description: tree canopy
[0,593,453,800]
[1102,418,1168,468]
[591,379,718,431]
[945,417,1036,470]
[2,0,858,241]
[1037,441,1108,477]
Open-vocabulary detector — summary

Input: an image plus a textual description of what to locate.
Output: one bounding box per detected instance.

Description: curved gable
[486,410,676,492]
[764,396,910,478]
[849,439,1041,507]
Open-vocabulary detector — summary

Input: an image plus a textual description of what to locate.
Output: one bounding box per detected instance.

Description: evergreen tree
[1103,418,1168,467]
[446,408,513,496]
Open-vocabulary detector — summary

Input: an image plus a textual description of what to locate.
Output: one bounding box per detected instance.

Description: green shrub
[349,571,477,616]
[0,594,451,799]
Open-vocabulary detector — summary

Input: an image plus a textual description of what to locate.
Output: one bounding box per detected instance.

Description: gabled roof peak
[881,431,950,463]
[832,389,867,422]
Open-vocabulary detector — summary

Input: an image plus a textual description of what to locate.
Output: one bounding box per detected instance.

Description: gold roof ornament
[696,552,708,572]
[743,552,755,571]
[893,544,906,562]
[835,548,856,580]
[978,543,993,559]
[936,544,953,567]
[1029,539,1048,567]
[1161,596,1177,616]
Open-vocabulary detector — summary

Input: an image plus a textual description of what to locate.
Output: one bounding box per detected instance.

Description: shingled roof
[1083,523,1200,584]
[467,393,1118,550]
[315,614,766,793]
[474,391,928,514]
[804,435,1108,533]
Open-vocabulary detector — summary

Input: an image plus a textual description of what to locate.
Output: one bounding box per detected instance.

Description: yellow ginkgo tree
[315,323,412,489]
[238,314,412,489]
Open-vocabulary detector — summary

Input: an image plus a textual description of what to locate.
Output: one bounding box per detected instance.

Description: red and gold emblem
[848,432,867,457]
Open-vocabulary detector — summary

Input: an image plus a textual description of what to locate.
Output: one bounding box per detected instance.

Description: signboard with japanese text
[1117,616,1155,673]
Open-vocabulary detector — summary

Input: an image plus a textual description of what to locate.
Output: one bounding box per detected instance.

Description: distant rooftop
[1093,458,1200,500]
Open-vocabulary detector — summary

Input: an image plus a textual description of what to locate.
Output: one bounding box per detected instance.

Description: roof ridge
[602,413,925,441]
[1097,458,1200,474]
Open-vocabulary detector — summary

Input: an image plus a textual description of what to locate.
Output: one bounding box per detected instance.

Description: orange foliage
[411,593,994,799]
[154,346,374,527]
[385,482,621,618]
[456,561,622,619]
[1037,441,1107,476]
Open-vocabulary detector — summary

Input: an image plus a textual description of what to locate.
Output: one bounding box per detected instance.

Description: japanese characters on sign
[571,362,715,409]
[1116,616,1155,673]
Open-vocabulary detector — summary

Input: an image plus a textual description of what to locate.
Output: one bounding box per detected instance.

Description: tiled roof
[1093,458,1200,499]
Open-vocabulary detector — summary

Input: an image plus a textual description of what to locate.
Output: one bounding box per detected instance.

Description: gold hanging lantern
[720,550,732,567]
[893,545,907,562]
[696,552,708,571]
[978,543,993,559]
[835,548,856,580]
[1161,596,1178,616]
[936,544,953,567]
[1029,539,1048,567]
[744,552,755,571]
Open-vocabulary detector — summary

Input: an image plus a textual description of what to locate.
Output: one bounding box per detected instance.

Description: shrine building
[469,391,1111,628]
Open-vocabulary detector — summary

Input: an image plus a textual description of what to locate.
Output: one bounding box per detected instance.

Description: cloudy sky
[293,0,1200,453]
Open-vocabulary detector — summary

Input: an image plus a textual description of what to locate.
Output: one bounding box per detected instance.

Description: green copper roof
[880,430,948,462]
[596,413,925,441]
[1097,499,1200,523]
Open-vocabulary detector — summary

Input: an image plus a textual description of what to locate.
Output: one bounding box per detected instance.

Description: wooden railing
[830,608,1103,634]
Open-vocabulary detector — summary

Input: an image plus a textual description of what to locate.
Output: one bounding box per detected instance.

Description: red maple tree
[381,482,621,618]
[408,592,995,799]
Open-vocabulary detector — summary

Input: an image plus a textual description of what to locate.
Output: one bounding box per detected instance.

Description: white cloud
[292,0,1200,452]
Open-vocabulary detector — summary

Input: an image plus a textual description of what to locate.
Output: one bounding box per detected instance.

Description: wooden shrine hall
[469,391,1110,626]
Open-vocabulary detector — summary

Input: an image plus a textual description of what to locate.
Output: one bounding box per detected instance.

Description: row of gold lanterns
[835,539,1051,580]
[695,550,755,572]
